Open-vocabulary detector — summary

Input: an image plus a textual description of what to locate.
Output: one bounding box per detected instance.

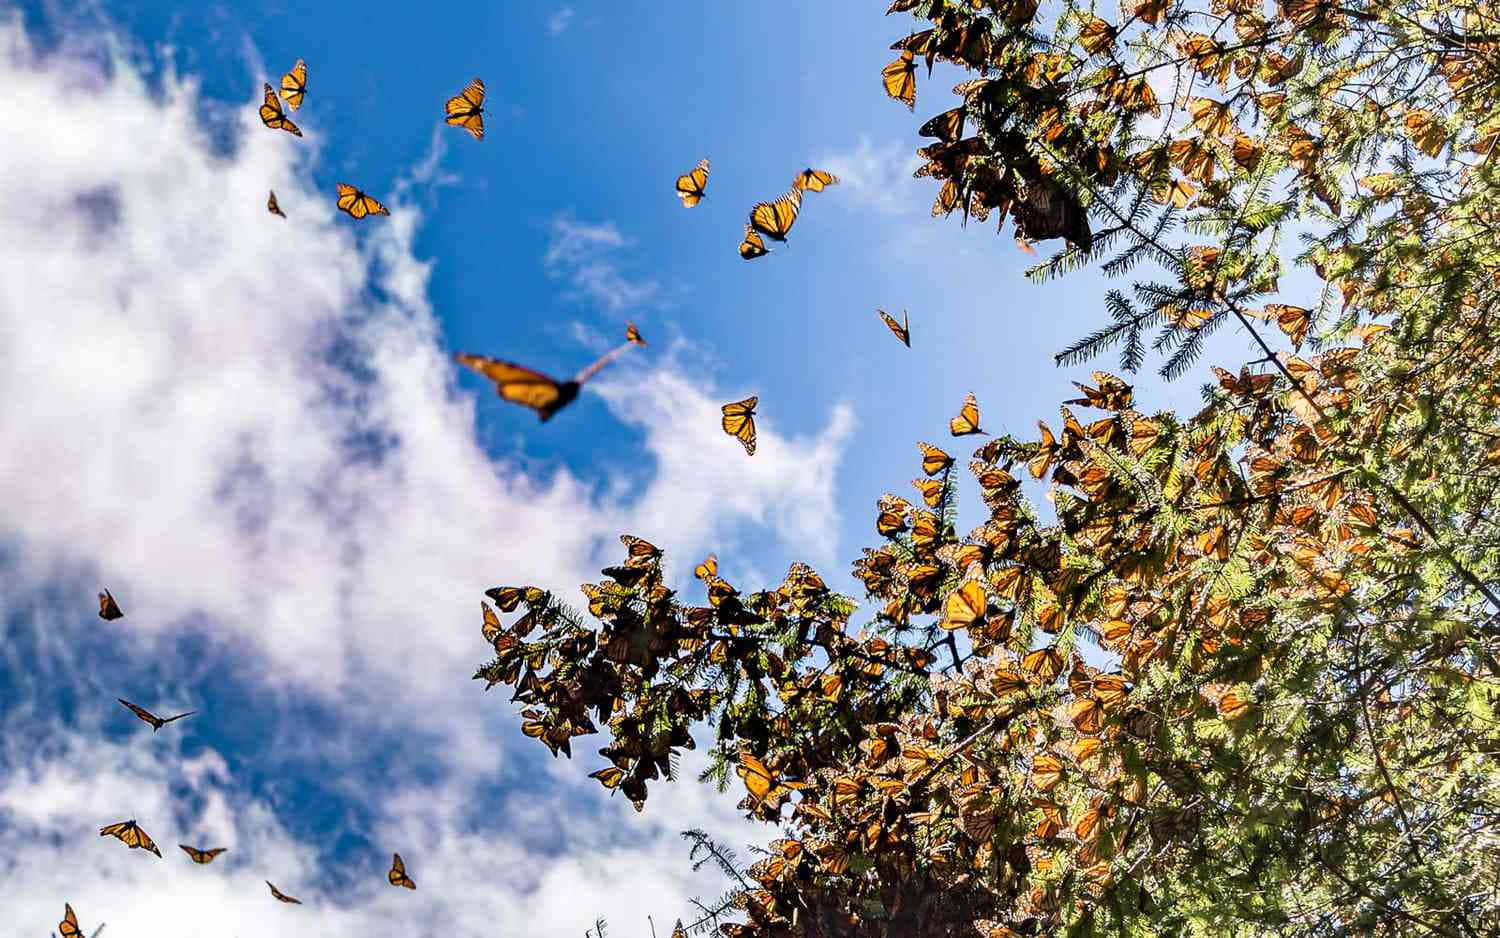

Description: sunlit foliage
[476,0,1500,934]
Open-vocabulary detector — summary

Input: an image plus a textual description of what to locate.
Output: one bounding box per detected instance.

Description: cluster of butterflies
[56,590,418,934]
[257,58,486,220]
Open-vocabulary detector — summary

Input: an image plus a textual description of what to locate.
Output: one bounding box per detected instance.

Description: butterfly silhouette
[97,589,123,621]
[117,698,197,732]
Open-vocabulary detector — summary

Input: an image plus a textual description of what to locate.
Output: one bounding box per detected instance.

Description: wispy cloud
[547,7,575,36]
[0,17,831,934]
[544,214,660,312]
[813,135,926,215]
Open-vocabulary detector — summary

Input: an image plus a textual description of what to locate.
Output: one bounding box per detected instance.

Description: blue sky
[1,2,1265,935]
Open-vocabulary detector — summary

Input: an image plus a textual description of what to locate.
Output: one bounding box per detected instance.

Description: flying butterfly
[625,322,646,346]
[279,59,308,111]
[267,190,286,218]
[98,589,123,621]
[388,852,416,889]
[444,77,486,140]
[721,396,758,456]
[117,698,197,732]
[738,225,768,260]
[694,553,718,581]
[258,83,302,136]
[335,183,389,220]
[266,881,302,904]
[949,392,987,436]
[675,158,709,207]
[791,168,839,193]
[749,189,801,242]
[882,50,917,110]
[878,308,910,347]
[99,819,161,857]
[59,904,83,938]
[179,844,227,864]
[455,331,642,422]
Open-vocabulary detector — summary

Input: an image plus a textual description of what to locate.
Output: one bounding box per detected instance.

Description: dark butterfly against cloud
[266,881,302,904]
[267,190,286,218]
[388,852,416,889]
[97,589,123,621]
[117,698,197,732]
[99,819,161,857]
[179,844,227,864]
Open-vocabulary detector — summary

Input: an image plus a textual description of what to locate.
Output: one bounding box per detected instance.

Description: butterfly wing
[882,51,917,109]
[792,169,839,192]
[267,190,286,218]
[721,397,758,456]
[445,78,485,140]
[454,354,569,419]
[117,698,162,729]
[675,158,709,207]
[98,589,123,620]
[738,226,768,260]
[279,59,307,110]
[949,392,986,436]
[258,84,302,136]
[267,881,302,904]
[878,308,910,346]
[59,904,82,938]
[388,852,416,889]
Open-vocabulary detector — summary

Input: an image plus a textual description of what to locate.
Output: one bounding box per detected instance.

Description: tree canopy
[476,0,1500,934]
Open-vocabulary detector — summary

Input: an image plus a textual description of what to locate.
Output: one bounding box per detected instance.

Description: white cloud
[814,135,925,215]
[544,214,660,312]
[0,15,833,934]
[548,7,576,36]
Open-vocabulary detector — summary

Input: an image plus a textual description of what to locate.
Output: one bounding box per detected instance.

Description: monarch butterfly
[335,183,389,220]
[117,698,197,732]
[99,819,162,857]
[98,589,123,621]
[878,308,910,346]
[625,322,646,346]
[749,189,801,242]
[444,78,485,140]
[481,600,503,644]
[882,50,917,109]
[388,852,416,889]
[279,59,308,111]
[267,190,286,218]
[918,106,965,142]
[694,553,718,581]
[258,83,302,136]
[59,904,83,938]
[738,225,768,260]
[917,441,952,476]
[266,880,302,904]
[179,844,227,864]
[454,333,639,422]
[675,158,709,207]
[589,765,625,789]
[791,168,839,193]
[721,396,758,455]
[948,391,986,436]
